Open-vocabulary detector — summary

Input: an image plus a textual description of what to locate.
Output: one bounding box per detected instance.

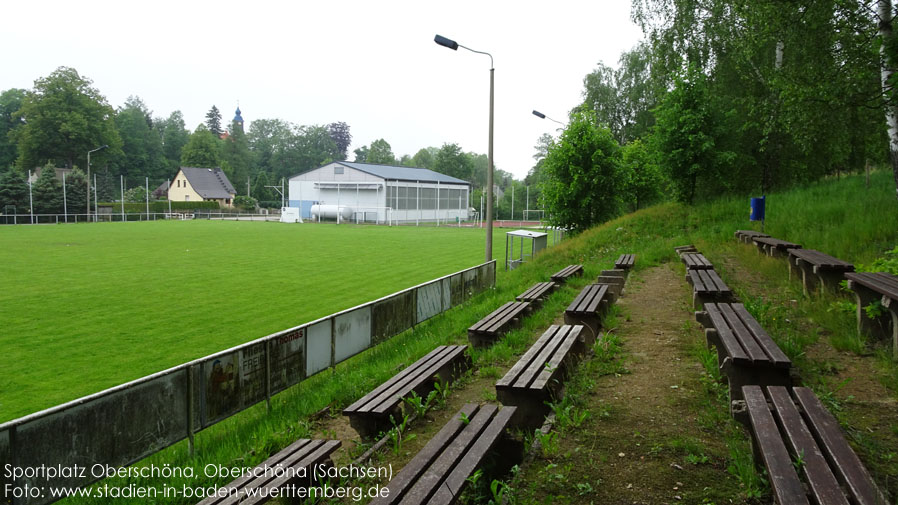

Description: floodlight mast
[434,34,495,262]
[86,145,108,222]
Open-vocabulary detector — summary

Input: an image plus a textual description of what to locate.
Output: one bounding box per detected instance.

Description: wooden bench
[197,438,341,505]
[845,272,898,357]
[674,244,697,255]
[614,253,636,271]
[681,252,714,270]
[686,269,735,309]
[564,284,611,343]
[753,236,802,258]
[734,230,770,244]
[516,281,557,307]
[550,264,583,283]
[371,403,518,505]
[468,301,531,348]
[695,303,791,402]
[496,325,586,429]
[788,249,855,297]
[733,385,886,505]
[344,345,472,439]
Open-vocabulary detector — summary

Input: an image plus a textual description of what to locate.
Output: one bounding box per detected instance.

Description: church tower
[233,106,244,133]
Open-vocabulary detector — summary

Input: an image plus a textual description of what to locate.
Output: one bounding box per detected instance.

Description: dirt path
[511,264,749,504]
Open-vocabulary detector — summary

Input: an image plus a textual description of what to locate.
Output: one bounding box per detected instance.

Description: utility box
[280,207,302,223]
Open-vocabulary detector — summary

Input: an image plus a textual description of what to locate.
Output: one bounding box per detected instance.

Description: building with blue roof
[287,161,472,223]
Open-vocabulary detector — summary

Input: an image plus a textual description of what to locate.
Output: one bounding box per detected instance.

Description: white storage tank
[310,204,353,221]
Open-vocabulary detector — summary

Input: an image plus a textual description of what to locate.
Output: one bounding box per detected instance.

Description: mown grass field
[0,220,526,422]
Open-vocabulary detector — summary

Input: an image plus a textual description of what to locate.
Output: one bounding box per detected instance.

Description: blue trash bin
[750,196,765,221]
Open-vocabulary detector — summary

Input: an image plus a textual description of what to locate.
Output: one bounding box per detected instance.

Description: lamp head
[434,35,459,50]
[532,110,546,119]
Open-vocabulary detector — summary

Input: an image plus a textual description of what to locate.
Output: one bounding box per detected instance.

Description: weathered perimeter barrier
[0,260,496,505]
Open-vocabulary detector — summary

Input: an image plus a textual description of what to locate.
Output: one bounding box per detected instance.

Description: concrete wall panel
[239,343,267,407]
[416,281,443,323]
[269,327,306,395]
[200,352,240,427]
[450,273,465,307]
[13,372,188,503]
[306,320,332,376]
[335,306,371,363]
[372,291,415,345]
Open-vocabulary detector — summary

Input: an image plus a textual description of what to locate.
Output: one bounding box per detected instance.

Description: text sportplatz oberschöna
[4,463,392,502]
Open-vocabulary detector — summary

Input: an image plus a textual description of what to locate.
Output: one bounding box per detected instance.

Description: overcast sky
[1,0,644,181]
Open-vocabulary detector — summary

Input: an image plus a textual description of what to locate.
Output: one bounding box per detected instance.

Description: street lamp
[86,145,108,222]
[434,34,495,263]
[532,110,564,126]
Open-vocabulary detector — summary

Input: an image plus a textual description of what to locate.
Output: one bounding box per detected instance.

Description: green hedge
[101,201,222,213]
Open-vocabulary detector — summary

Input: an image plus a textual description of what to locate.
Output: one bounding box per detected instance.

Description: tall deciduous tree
[0,88,26,170]
[366,139,396,165]
[205,106,223,137]
[327,122,352,161]
[412,147,437,170]
[181,125,220,167]
[652,65,727,204]
[12,67,121,171]
[156,111,189,177]
[541,110,623,232]
[879,0,898,199]
[115,96,165,181]
[434,143,473,182]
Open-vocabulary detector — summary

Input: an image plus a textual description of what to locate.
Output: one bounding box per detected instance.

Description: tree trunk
[878,0,898,200]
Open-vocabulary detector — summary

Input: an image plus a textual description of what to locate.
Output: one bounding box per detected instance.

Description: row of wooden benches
[683,245,886,505]
[200,255,635,505]
[735,229,898,357]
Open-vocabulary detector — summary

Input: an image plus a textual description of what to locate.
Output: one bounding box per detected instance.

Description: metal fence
[0,260,496,505]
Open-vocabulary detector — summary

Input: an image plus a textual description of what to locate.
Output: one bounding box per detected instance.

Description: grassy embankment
[46,169,898,503]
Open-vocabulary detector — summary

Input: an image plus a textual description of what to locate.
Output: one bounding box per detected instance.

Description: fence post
[330,318,336,375]
[186,366,195,457]
[265,340,272,414]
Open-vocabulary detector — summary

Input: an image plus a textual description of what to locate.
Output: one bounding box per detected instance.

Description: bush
[233,195,257,211]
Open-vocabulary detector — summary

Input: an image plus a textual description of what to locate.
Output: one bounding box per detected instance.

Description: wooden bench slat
[551,264,583,282]
[516,282,556,302]
[199,438,318,504]
[480,303,528,334]
[718,303,771,365]
[432,406,516,505]
[198,439,341,505]
[743,386,810,505]
[369,346,467,415]
[374,404,478,505]
[789,249,854,270]
[567,285,608,314]
[682,252,713,270]
[240,440,342,505]
[513,328,568,389]
[400,405,499,504]
[495,325,559,389]
[731,304,791,367]
[793,388,888,505]
[345,346,455,413]
[705,304,750,364]
[530,326,582,391]
[846,272,898,299]
[767,387,849,505]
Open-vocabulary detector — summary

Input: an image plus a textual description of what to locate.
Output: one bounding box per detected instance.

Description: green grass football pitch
[0,220,519,422]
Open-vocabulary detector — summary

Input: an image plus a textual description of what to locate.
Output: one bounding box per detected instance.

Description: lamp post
[86,145,109,222]
[435,34,495,262]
